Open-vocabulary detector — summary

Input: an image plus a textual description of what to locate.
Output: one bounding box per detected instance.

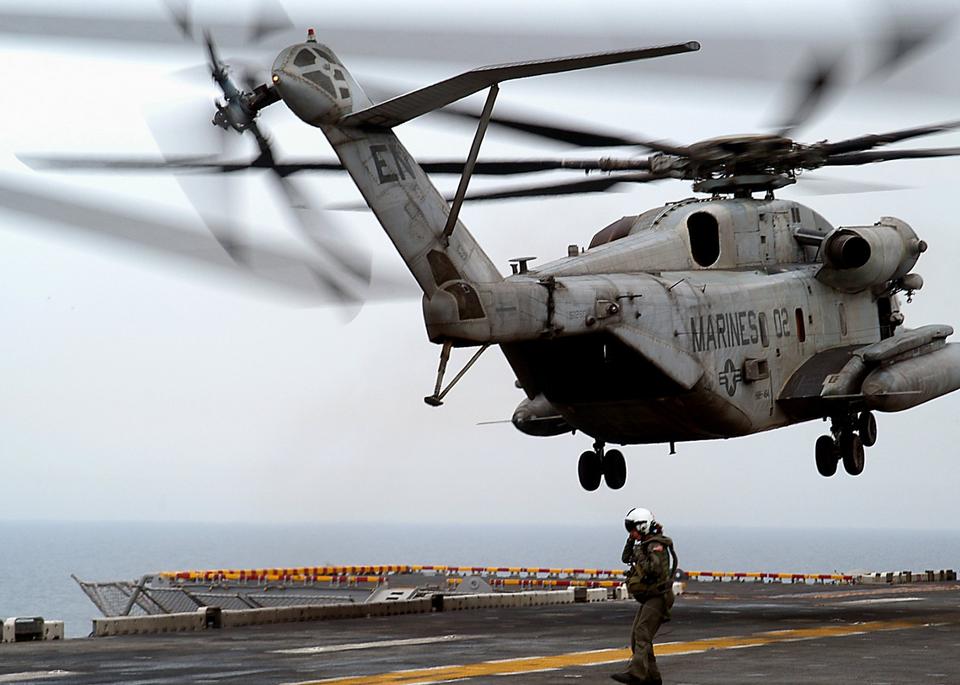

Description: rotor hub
[693,173,796,195]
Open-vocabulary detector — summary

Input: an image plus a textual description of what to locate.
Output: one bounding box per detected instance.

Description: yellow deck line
[287,618,932,685]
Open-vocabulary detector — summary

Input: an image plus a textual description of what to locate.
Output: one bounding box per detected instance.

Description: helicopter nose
[271,69,339,126]
[272,47,347,126]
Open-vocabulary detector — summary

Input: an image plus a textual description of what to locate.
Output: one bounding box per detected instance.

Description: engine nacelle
[816,217,926,293]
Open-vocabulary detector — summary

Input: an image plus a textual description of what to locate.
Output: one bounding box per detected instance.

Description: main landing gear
[578,440,627,491]
[815,411,877,477]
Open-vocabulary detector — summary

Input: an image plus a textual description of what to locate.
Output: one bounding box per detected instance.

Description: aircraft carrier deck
[3,578,959,684]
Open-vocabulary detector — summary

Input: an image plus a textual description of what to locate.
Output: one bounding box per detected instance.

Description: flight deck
[2,577,959,684]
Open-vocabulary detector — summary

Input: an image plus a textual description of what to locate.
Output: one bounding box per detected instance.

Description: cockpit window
[687,211,720,267]
[294,49,316,67]
[303,70,337,97]
[314,48,337,64]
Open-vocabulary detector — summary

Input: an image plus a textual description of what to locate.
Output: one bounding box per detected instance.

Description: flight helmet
[624,507,656,535]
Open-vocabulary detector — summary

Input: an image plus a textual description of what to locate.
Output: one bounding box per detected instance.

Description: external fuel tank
[862,344,960,412]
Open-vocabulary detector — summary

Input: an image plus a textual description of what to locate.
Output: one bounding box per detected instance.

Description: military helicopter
[20,28,960,492]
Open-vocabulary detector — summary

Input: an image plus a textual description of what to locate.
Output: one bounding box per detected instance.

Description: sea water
[1,521,958,638]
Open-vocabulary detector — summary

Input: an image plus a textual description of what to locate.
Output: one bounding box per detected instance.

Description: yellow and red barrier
[687,571,854,583]
[159,565,855,585]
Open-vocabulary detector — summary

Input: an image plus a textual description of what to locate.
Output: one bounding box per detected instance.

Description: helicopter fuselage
[423,197,899,444]
[269,36,960,486]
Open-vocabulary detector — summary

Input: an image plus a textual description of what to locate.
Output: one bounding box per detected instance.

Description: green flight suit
[620,533,677,684]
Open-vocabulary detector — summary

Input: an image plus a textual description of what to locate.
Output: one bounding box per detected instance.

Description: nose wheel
[815,412,874,477]
[578,442,627,491]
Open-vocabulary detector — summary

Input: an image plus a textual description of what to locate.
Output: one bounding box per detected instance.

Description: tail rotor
[150,23,372,304]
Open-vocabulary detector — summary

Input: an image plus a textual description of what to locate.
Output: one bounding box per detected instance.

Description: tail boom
[271,40,503,303]
[269,37,702,346]
[322,125,504,295]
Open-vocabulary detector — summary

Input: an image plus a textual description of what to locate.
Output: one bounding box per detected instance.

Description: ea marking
[690,307,792,352]
[370,143,415,184]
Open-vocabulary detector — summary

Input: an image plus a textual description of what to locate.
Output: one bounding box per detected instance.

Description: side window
[795,308,806,343]
[687,211,720,267]
[758,312,770,348]
[838,303,847,337]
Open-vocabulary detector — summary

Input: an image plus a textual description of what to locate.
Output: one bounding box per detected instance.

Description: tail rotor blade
[204,29,240,103]
[145,100,250,265]
[144,27,375,309]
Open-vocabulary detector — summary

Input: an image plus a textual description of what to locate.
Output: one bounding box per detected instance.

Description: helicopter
[19,27,960,493]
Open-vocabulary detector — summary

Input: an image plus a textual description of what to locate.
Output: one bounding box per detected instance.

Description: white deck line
[839,597,924,605]
[274,634,468,655]
[0,672,75,683]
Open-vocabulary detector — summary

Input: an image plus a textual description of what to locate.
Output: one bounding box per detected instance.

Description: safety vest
[625,534,678,600]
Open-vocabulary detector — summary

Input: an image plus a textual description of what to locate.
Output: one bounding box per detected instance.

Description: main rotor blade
[793,175,909,195]
[772,53,844,137]
[21,155,654,176]
[424,158,653,175]
[246,0,294,43]
[772,6,953,137]
[821,121,960,155]
[456,172,667,202]
[20,154,342,176]
[18,154,252,172]
[355,75,681,151]
[438,104,688,154]
[0,176,348,301]
[162,0,192,40]
[269,175,371,303]
[823,146,960,166]
[0,5,297,46]
[870,6,958,78]
[166,0,292,44]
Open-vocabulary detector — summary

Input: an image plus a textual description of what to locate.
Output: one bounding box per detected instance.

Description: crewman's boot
[609,673,645,685]
[610,674,661,685]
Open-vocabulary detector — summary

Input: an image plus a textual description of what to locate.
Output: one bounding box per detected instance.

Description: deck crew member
[612,507,678,685]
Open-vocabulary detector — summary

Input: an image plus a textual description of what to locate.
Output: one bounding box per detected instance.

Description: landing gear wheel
[578,451,602,491]
[815,435,838,477]
[858,411,878,447]
[841,433,865,476]
[603,449,627,490]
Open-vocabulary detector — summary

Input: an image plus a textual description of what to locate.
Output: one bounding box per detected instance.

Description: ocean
[1,521,958,638]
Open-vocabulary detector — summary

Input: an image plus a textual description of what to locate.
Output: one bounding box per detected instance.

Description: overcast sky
[0,0,958,529]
